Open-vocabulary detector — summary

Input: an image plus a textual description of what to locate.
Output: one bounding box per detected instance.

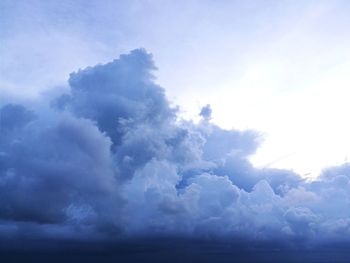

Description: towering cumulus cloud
[1,49,350,248]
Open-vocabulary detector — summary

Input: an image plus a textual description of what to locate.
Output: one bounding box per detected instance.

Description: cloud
[0,108,120,234]
[199,104,212,121]
[0,104,36,132]
[1,49,350,248]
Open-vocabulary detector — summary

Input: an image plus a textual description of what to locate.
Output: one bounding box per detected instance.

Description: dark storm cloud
[0,104,36,132]
[0,109,120,233]
[1,49,350,248]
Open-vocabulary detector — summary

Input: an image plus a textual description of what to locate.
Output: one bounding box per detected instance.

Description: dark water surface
[1,239,349,263]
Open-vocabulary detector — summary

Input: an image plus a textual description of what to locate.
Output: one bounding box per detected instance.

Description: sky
[2,0,350,176]
[0,0,350,177]
[2,0,350,262]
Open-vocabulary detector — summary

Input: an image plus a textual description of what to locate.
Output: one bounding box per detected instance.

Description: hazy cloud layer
[1,49,350,246]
